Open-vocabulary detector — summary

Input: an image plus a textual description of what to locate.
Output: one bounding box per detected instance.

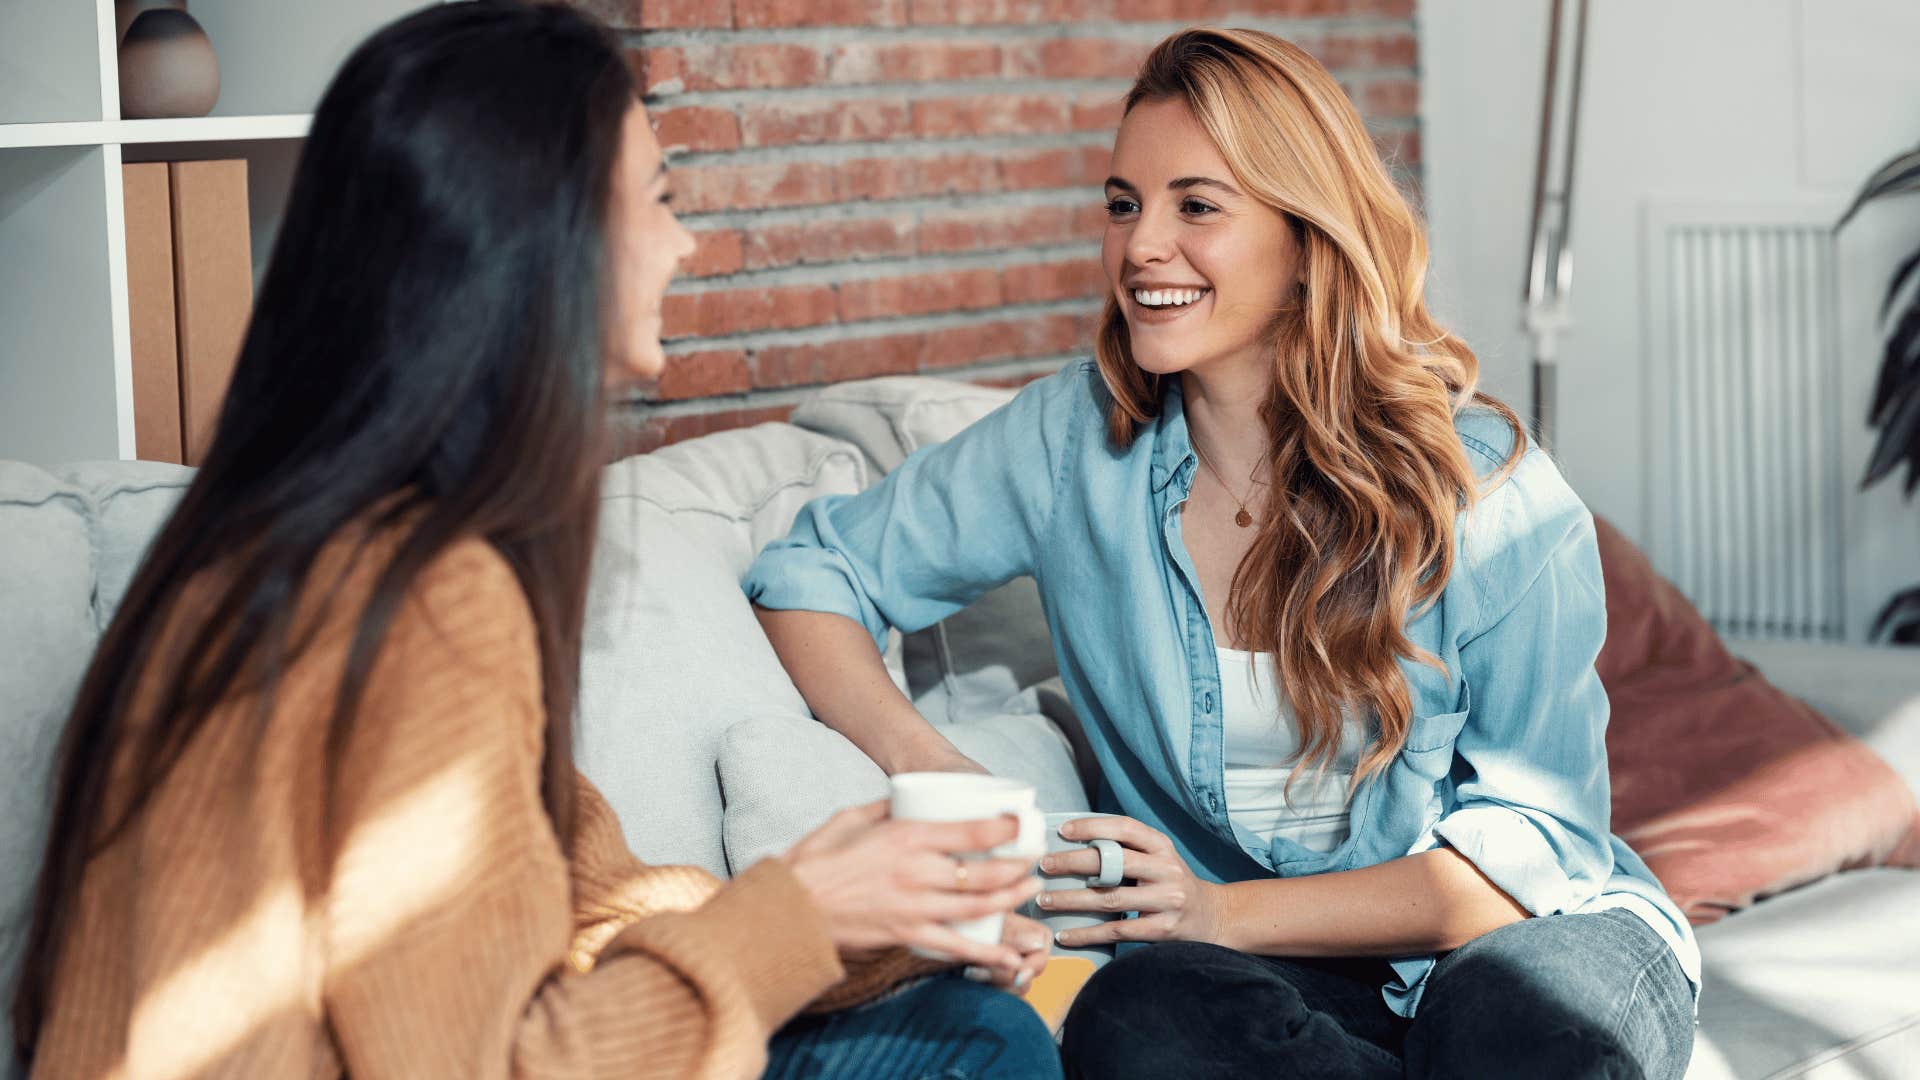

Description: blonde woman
[746,28,1699,1079]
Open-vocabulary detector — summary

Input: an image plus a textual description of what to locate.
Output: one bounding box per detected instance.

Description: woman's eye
[1105,198,1139,217]
[658,191,676,206]
[1182,199,1216,216]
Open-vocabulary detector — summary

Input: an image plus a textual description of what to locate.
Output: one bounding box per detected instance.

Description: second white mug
[888,772,1045,956]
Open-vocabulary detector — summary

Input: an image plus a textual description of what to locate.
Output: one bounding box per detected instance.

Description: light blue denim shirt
[743,361,1701,1016]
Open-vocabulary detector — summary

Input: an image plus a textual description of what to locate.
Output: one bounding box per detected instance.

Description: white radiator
[1642,202,1846,641]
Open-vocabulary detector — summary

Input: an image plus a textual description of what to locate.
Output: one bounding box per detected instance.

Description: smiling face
[1101,97,1303,380]
[603,101,697,388]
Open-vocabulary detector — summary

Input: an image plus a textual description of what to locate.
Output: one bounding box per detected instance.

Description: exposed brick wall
[582,0,1421,452]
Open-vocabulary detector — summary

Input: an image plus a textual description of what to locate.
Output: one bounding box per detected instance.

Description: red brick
[735,0,906,28]
[625,404,796,454]
[827,41,1004,84]
[746,217,917,270]
[680,146,1110,217]
[640,44,824,93]
[1361,76,1419,119]
[682,229,745,278]
[844,153,1003,201]
[662,285,839,338]
[908,0,1047,23]
[917,205,1080,254]
[740,98,913,147]
[1000,259,1108,303]
[1354,0,1414,16]
[603,0,731,29]
[1073,203,1109,239]
[653,106,740,153]
[1071,91,1126,133]
[752,335,922,388]
[674,161,838,213]
[651,349,751,400]
[912,95,1072,139]
[918,312,1089,368]
[837,268,1004,322]
[1003,37,1150,80]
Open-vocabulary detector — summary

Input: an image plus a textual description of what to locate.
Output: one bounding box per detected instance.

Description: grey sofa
[3,375,1916,1078]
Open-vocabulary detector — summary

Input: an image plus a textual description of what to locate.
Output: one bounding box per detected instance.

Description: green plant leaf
[1863,374,1920,495]
[1884,249,1920,322]
[1869,583,1920,644]
[1870,302,1920,425]
[1838,145,1920,228]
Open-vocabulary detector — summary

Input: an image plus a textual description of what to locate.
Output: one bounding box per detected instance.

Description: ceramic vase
[118,4,220,120]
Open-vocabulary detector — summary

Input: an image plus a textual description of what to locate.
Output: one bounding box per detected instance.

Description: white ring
[1090,838,1124,888]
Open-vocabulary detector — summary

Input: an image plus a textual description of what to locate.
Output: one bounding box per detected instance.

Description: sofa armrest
[1726,637,1920,799]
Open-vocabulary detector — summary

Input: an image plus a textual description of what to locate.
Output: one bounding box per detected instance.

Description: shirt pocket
[1396,707,1470,781]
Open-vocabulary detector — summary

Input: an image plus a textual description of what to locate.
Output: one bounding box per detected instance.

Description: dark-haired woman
[10,4,1058,1077]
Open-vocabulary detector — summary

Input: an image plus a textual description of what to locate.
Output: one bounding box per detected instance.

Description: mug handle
[1088,838,1125,888]
[991,805,1047,861]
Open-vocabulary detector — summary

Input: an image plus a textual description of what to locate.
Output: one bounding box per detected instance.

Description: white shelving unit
[0,0,425,464]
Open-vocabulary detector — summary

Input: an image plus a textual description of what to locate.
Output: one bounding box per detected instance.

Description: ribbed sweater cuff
[643,857,845,1033]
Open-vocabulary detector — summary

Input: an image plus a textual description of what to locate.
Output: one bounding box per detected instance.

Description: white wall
[1420,0,1920,642]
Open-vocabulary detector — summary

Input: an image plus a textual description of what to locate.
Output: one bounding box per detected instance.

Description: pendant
[1234,508,1253,528]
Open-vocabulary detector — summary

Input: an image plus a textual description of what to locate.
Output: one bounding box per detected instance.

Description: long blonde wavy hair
[1095,28,1525,787]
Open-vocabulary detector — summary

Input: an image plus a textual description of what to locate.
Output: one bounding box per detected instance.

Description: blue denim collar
[1148,376,1195,493]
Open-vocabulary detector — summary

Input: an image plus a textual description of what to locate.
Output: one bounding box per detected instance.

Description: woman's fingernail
[1054,930,1072,946]
[1036,893,1053,908]
[963,966,991,982]
[1039,856,1055,872]
[1028,937,1048,952]
[1015,969,1034,989]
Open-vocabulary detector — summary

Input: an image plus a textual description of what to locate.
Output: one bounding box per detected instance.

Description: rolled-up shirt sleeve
[1432,449,1617,918]
[743,371,1076,650]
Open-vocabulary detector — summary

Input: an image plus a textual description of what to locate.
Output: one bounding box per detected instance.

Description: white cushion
[0,464,98,1072]
[577,424,872,876]
[716,709,1090,874]
[1728,637,1920,801]
[716,717,890,873]
[1686,868,1920,1079]
[791,375,1066,723]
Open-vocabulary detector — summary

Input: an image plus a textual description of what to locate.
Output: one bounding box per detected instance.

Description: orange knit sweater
[30,529,916,1079]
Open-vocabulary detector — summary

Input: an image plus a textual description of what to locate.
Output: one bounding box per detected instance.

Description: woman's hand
[963,912,1051,990]
[783,800,1042,971]
[1034,815,1227,948]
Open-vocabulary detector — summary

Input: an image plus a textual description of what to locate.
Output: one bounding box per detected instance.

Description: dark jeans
[765,973,1064,1079]
[1061,909,1695,1080]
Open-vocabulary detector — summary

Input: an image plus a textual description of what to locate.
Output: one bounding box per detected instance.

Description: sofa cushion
[48,462,192,625]
[716,710,1091,874]
[716,717,890,874]
[1685,869,1920,1079]
[0,463,100,1069]
[578,424,874,876]
[791,376,1063,723]
[1595,516,1920,925]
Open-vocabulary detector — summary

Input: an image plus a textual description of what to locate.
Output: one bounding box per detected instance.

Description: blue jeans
[765,974,1064,1080]
[1061,909,1695,1079]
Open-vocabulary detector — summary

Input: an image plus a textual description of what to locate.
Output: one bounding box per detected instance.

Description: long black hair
[13,1,635,1062]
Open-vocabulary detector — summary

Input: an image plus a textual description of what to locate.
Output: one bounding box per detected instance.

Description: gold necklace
[1190,438,1258,528]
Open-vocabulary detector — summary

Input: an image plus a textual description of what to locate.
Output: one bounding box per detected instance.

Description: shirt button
[1202,691,1214,713]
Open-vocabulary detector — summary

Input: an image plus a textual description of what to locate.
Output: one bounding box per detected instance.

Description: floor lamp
[1524,0,1589,450]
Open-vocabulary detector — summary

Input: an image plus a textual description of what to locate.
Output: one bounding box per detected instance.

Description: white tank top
[1215,646,1363,853]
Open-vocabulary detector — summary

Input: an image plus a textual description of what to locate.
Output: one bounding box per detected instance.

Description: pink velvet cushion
[1594,515,1920,925]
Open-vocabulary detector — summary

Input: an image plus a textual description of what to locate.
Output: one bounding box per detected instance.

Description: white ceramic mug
[889,772,1045,956]
[1022,811,1127,966]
